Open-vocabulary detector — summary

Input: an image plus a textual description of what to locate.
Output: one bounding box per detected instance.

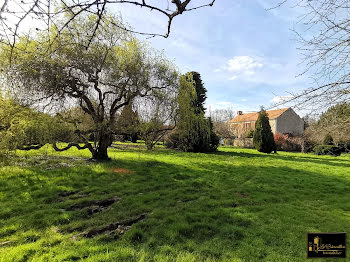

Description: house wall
[230,120,277,137]
[276,108,304,136]
[269,120,277,134]
[230,121,255,138]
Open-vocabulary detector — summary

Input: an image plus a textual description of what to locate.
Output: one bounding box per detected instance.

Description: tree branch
[17,144,45,150]
[52,142,92,151]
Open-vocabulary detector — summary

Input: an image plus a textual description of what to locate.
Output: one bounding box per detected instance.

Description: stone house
[228,108,304,138]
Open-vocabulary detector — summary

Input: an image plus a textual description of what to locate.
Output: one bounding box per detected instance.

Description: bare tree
[209,108,235,139]
[136,88,178,150]
[305,103,350,144]
[0,14,179,160]
[267,0,350,114]
[0,0,216,51]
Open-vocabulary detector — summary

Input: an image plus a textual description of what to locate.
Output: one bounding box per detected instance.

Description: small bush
[274,133,288,151]
[274,133,302,152]
[314,145,341,156]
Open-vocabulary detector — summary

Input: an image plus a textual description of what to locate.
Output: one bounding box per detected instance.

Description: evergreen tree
[253,108,276,153]
[187,71,207,114]
[208,117,220,151]
[166,73,219,152]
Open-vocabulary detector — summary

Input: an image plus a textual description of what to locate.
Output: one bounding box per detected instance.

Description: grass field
[0,144,349,261]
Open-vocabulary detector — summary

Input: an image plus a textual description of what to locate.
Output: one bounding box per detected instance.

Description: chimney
[237,111,243,115]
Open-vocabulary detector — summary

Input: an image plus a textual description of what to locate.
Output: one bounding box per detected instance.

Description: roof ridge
[228,107,290,123]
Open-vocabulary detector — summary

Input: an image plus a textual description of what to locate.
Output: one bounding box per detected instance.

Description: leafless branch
[0,0,217,51]
[268,0,350,115]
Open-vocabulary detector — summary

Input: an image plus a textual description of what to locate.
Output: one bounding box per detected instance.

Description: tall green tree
[166,73,218,152]
[0,14,178,160]
[187,71,207,114]
[253,108,276,153]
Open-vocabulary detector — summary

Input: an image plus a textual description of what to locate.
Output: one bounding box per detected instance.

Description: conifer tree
[166,73,219,152]
[188,71,207,114]
[253,108,276,153]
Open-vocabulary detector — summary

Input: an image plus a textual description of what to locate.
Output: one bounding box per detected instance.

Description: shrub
[323,134,334,145]
[314,145,341,156]
[253,109,276,153]
[274,133,288,151]
[274,133,303,152]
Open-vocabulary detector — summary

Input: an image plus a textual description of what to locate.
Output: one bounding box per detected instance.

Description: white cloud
[213,54,308,87]
[216,56,263,78]
[271,96,293,104]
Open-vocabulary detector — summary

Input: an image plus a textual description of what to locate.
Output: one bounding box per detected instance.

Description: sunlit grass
[0,144,349,261]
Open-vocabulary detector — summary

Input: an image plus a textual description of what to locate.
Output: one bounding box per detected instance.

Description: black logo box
[307,232,346,258]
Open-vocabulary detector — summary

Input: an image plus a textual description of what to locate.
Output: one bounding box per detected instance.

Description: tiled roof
[228,108,289,123]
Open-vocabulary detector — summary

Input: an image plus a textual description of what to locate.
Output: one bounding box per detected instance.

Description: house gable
[275,108,304,136]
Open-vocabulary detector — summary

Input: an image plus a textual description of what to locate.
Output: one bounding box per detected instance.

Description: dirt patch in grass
[58,191,79,197]
[112,168,133,174]
[72,214,146,240]
[58,191,89,202]
[65,196,120,215]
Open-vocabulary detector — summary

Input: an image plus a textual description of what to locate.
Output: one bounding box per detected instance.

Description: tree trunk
[92,146,109,160]
[92,132,113,160]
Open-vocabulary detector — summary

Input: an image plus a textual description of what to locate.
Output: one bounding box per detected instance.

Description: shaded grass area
[0,144,349,261]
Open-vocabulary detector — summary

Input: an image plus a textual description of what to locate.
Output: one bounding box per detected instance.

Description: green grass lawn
[0,144,349,261]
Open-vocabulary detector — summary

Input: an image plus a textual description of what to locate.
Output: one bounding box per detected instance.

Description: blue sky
[113,0,310,115]
[6,0,309,115]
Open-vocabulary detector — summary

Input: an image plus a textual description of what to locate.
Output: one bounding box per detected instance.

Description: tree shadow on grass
[1,155,350,261]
